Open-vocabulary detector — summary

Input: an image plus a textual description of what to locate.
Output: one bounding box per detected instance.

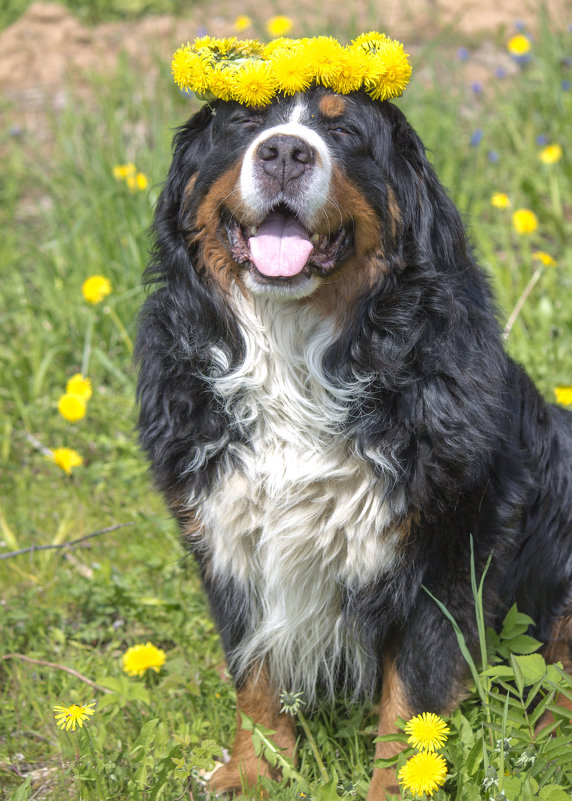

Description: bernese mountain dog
[136,86,572,798]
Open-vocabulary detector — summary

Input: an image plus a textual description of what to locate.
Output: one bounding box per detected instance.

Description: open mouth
[223,204,354,285]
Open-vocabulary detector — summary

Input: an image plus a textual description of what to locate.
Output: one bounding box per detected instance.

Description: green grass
[1,10,572,801]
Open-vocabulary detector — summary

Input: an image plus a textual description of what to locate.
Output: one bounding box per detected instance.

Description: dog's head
[152,87,467,308]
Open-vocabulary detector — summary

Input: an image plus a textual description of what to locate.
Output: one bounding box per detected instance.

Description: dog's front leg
[366,655,413,801]
[207,664,296,796]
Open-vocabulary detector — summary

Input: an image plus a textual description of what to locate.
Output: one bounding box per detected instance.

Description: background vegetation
[1,4,571,799]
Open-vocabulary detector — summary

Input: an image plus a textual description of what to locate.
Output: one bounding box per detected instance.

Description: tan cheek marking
[207,664,297,794]
[319,93,347,119]
[188,162,246,295]
[387,185,402,241]
[310,166,385,324]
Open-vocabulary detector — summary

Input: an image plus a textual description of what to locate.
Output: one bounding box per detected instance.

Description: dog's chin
[242,266,323,299]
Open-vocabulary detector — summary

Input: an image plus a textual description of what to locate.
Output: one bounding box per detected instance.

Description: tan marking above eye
[318,94,347,120]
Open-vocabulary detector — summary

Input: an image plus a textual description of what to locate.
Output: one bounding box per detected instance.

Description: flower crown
[171,32,412,107]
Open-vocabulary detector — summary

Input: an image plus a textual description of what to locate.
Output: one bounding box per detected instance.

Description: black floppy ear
[384,103,469,268]
[146,102,215,284]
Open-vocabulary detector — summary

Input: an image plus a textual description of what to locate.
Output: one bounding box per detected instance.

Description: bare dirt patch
[1,0,571,97]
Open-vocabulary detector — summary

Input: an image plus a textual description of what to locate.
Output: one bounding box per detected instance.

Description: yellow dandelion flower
[539,143,562,164]
[209,36,239,57]
[329,47,367,94]
[233,15,252,33]
[398,751,448,797]
[507,34,531,57]
[533,250,557,267]
[82,274,112,304]
[230,60,276,106]
[171,45,211,93]
[404,712,450,752]
[113,163,136,181]
[271,46,314,95]
[263,37,297,59]
[490,192,511,209]
[127,172,148,192]
[302,36,345,88]
[266,15,293,38]
[364,39,411,100]
[123,642,167,677]
[208,64,235,101]
[66,373,92,401]
[512,208,538,235]
[50,447,83,475]
[351,31,388,52]
[53,702,95,732]
[58,393,87,423]
[555,386,572,405]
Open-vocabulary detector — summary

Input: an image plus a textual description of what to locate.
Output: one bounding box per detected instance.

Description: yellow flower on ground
[533,251,557,267]
[555,386,572,406]
[266,15,293,38]
[58,393,87,422]
[123,642,167,677]
[512,208,538,235]
[53,702,95,731]
[404,712,450,752]
[50,447,83,475]
[507,34,531,57]
[66,373,92,401]
[539,143,562,164]
[113,163,136,181]
[398,751,448,797]
[233,15,252,32]
[231,60,276,106]
[127,172,148,192]
[491,192,511,209]
[82,275,112,304]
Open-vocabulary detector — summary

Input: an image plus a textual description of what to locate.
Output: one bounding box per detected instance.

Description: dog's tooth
[310,233,320,244]
[249,226,258,236]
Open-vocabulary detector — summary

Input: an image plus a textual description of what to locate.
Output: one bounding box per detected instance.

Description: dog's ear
[146,103,215,284]
[383,104,469,269]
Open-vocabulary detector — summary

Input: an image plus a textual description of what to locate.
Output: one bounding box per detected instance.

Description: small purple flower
[562,80,571,91]
[457,47,469,61]
[536,134,549,146]
[514,20,526,31]
[495,66,507,79]
[196,26,208,37]
[514,54,531,67]
[472,81,483,95]
[488,150,499,163]
[470,129,484,147]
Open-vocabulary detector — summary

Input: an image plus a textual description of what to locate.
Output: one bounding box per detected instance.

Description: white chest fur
[197,295,405,699]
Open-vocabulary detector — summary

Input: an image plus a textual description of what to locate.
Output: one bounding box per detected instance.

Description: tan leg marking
[366,656,412,801]
[537,610,572,729]
[207,665,296,796]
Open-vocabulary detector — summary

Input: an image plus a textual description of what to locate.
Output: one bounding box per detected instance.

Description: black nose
[256,134,315,186]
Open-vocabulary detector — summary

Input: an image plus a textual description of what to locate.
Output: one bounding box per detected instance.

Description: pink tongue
[249,213,314,278]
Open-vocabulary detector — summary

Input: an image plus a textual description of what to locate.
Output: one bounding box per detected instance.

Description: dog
[135,85,572,798]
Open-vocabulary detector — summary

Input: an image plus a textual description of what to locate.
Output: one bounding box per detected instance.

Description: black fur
[136,88,572,719]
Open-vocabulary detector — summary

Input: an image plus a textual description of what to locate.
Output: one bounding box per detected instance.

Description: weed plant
[1,10,571,801]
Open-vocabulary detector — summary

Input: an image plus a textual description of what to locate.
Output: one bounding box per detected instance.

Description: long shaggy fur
[136,87,572,792]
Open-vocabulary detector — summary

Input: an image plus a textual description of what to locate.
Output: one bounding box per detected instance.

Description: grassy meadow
[1,6,572,800]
